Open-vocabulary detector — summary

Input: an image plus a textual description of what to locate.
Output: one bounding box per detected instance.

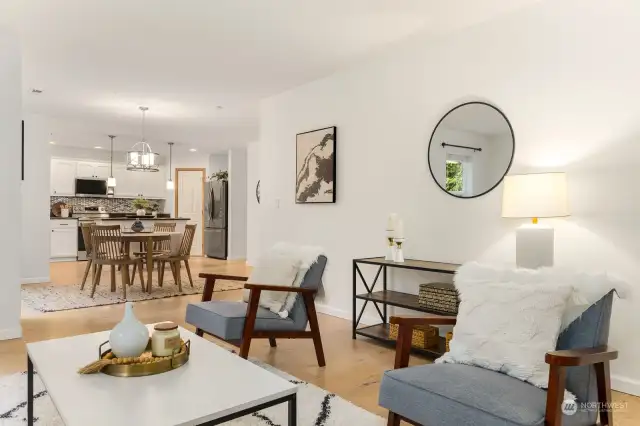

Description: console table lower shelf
[352,256,460,359]
[355,323,447,358]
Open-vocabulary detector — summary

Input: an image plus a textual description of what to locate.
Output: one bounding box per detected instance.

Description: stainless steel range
[73,206,109,260]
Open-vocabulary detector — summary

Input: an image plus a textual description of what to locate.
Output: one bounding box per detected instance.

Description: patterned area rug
[21,273,245,313]
[0,360,384,425]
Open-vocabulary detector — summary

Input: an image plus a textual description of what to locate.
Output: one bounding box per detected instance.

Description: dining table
[121,231,180,293]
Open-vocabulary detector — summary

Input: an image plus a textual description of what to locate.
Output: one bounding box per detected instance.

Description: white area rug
[0,361,384,425]
[21,275,244,313]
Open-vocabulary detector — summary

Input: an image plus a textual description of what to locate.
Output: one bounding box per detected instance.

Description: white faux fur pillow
[437,262,573,393]
[243,253,300,313]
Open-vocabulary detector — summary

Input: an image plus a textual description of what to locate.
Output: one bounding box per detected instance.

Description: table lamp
[501,172,570,269]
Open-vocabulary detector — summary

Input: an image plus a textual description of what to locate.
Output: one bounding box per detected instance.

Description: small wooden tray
[98,339,190,377]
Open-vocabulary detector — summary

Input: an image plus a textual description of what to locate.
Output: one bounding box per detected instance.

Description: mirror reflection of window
[446,153,473,196]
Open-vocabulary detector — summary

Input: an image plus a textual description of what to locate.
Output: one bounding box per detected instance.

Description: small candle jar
[151,322,181,357]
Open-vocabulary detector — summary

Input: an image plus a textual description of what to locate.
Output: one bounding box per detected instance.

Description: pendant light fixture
[166,142,175,190]
[107,135,116,187]
[126,106,159,172]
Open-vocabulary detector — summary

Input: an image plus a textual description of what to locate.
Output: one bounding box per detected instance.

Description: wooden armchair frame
[386,315,618,426]
[195,273,326,367]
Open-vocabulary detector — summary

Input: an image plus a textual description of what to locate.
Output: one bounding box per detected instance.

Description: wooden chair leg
[303,293,326,367]
[90,265,103,298]
[175,261,183,292]
[80,258,93,290]
[239,289,261,359]
[120,263,129,299]
[387,412,401,426]
[268,337,277,347]
[110,266,116,292]
[184,260,194,287]
[92,263,97,284]
[131,262,137,286]
[158,261,165,288]
[137,261,146,291]
[545,364,567,426]
[170,262,178,284]
[595,361,613,426]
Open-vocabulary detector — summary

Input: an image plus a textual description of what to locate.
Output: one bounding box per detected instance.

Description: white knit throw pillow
[242,253,300,314]
[437,263,572,393]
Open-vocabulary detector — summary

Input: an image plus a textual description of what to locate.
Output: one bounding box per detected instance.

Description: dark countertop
[101,217,190,221]
[50,217,78,220]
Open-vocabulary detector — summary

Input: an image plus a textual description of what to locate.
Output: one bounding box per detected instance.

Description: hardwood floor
[2,257,639,424]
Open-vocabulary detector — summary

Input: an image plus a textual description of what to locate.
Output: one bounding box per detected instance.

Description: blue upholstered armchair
[379,291,617,426]
[185,255,328,366]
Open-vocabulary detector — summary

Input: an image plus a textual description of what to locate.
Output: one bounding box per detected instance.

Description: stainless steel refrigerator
[204,180,228,259]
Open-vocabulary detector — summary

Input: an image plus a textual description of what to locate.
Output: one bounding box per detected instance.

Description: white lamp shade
[502,173,570,218]
[107,177,116,187]
[166,180,174,190]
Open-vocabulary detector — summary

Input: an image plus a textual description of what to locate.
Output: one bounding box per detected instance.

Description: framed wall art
[295,126,336,204]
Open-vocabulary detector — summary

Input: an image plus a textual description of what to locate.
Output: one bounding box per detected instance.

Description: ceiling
[2,0,539,153]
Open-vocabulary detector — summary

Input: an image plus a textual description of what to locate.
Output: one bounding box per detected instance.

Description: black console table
[352,257,459,357]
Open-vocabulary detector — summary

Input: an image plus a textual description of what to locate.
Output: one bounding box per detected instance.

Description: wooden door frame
[174,168,206,256]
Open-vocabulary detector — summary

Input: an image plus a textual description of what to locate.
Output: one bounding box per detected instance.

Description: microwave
[75,178,108,197]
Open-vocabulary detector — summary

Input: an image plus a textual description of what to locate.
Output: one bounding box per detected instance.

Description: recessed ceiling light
[49,141,56,145]
[189,148,197,152]
[94,146,103,149]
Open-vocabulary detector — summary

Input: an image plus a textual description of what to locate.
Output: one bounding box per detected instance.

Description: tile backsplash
[50,196,166,213]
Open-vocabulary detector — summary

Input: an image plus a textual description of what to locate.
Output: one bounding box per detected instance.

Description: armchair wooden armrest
[390,315,457,370]
[243,283,317,294]
[199,273,249,302]
[545,346,618,426]
[545,345,618,366]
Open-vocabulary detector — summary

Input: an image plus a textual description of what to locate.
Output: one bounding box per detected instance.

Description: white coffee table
[26,325,297,425]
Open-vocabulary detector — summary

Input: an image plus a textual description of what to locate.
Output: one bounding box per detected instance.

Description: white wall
[22,114,52,284]
[208,154,228,176]
[246,142,261,265]
[228,148,248,260]
[254,0,640,394]
[0,27,22,340]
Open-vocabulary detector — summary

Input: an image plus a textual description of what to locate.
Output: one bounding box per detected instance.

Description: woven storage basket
[388,323,439,349]
[445,332,453,352]
[418,282,460,315]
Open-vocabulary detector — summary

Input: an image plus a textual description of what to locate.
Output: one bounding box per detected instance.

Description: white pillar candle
[387,213,397,231]
[395,219,404,238]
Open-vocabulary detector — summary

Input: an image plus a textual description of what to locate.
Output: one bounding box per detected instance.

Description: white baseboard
[612,374,640,396]
[0,326,22,341]
[315,303,380,326]
[21,276,51,284]
[50,257,77,263]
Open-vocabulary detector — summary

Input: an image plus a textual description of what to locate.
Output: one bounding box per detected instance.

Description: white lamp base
[516,224,554,269]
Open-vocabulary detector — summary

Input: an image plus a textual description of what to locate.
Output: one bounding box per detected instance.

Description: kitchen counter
[100,217,190,221]
[50,217,78,220]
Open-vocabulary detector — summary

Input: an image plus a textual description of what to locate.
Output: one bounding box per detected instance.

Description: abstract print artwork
[295,126,336,203]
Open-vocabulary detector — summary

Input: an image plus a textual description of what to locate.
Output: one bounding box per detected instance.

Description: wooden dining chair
[153,222,176,254]
[79,222,96,290]
[158,224,197,292]
[89,225,145,298]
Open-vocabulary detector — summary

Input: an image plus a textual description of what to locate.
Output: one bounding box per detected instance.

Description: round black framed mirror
[427,101,515,199]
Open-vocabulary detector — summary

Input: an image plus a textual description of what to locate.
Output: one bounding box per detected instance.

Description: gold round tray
[98,339,191,377]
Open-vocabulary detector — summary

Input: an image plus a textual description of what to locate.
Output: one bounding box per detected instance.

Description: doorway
[175,168,205,256]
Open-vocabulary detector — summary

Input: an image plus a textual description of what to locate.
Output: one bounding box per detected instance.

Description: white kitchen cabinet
[77,161,111,178]
[50,220,78,260]
[50,159,77,196]
[49,158,167,199]
[112,164,138,197]
[94,163,111,179]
